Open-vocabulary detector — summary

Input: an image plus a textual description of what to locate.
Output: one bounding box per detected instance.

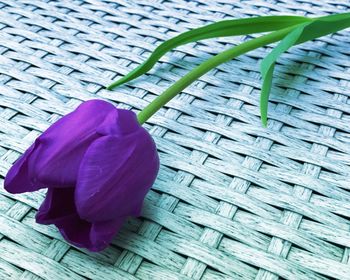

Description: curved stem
[137,25,297,125]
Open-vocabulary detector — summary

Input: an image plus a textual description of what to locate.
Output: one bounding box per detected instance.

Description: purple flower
[4,100,159,251]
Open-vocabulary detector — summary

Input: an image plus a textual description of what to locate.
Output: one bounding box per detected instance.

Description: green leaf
[260,12,350,126]
[260,23,308,126]
[107,15,310,90]
[297,13,350,44]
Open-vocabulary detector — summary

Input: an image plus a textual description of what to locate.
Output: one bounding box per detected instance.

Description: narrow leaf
[107,15,310,89]
[260,12,350,126]
[260,23,308,126]
[297,13,350,44]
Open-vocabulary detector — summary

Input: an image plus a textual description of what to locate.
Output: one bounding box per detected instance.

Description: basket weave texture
[0,0,350,279]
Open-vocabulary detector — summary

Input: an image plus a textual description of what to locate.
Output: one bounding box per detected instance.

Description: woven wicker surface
[0,0,350,279]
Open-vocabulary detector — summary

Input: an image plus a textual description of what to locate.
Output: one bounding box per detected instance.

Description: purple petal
[97,109,140,136]
[36,188,76,224]
[56,215,125,252]
[30,99,117,188]
[89,218,126,251]
[36,187,124,251]
[75,130,159,222]
[4,140,43,194]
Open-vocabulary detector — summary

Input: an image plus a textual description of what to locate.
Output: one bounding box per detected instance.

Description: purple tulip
[4,100,159,251]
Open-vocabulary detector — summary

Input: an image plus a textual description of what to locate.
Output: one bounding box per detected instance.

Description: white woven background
[0,0,350,279]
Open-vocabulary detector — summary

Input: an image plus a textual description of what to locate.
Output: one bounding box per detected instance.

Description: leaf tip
[106,79,124,91]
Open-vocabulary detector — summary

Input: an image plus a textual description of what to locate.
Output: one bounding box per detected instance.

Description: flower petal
[75,130,159,222]
[36,187,123,251]
[56,213,124,251]
[89,218,125,252]
[36,187,76,224]
[55,214,93,249]
[97,109,140,136]
[30,99,117,188]
[4,140,42,194]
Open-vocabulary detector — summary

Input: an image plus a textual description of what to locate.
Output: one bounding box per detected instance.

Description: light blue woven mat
[0,0,350,279]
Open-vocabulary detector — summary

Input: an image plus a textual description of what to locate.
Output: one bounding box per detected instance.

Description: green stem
[137,25,298,125]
